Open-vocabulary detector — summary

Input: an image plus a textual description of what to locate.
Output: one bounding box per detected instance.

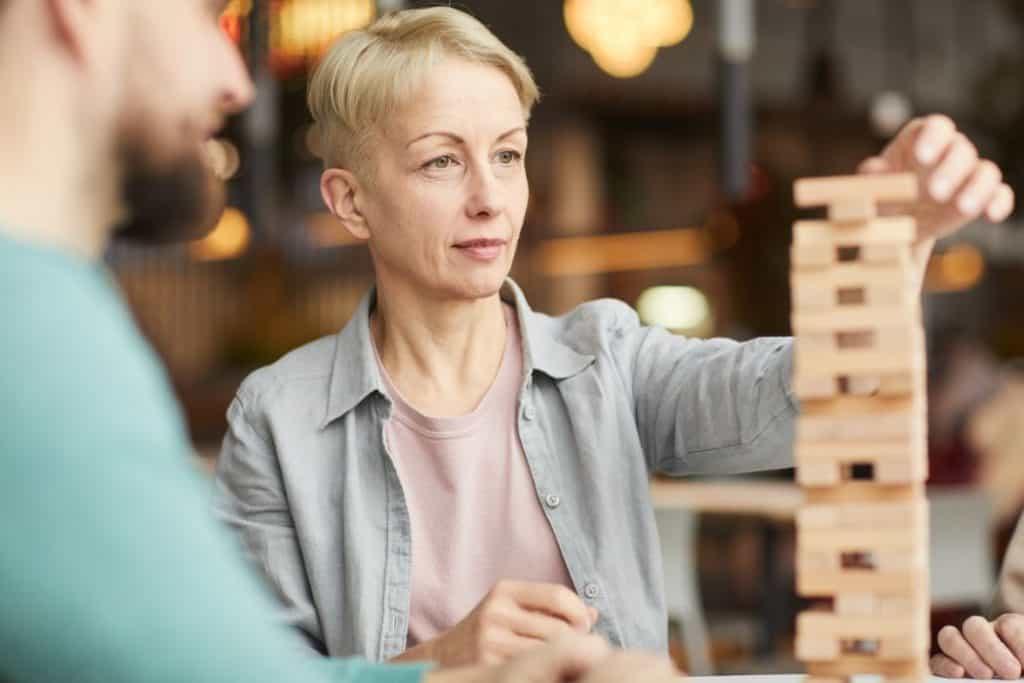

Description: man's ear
[321,168,370,242]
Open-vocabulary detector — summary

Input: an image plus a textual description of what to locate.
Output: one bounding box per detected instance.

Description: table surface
[688,676,966,683]
[649,478,802,520]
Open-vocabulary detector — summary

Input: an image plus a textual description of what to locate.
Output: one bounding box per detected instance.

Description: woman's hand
[931,614,1024,679]
[857,114,1014,291]
[399,580,598,667]
[859,114,1014,243]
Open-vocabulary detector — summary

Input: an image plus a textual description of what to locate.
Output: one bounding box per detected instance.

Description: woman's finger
[931,652,967,679]
[507,607,574,641]
[911,114,957,165]
[985,183,1015,223]
[928,133,978,202]
[962,616,1019,680]
[938,623,994,679]
[953,161,1002,217]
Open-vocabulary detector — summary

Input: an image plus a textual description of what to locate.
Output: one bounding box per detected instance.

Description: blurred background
[109,0,1024,675]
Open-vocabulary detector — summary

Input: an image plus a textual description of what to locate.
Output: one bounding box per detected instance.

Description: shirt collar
[322,279,594,428]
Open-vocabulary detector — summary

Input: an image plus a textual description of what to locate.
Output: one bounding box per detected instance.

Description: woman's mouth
[453,238,507,262]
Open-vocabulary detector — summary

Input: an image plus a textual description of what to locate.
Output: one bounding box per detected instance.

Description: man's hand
[424,635,683,683]
[857,114,1015,291]
[931,614,1024,679]
[400,581,598,667]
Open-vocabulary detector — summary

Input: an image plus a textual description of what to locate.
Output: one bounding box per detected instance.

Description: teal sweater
[0,234,428,683]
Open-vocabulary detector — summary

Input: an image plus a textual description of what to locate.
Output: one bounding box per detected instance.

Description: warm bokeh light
[564,0,694,78]
[925,243,986,293]
[535,227,708,277]
[271,0,376,71]
[190,208,252,261]
[203,139,241,181]
[588,38,659,79]
[637,285,712,336]
[219,0,251,44]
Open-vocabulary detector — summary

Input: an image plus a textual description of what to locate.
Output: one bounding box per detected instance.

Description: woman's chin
[444,270,508,301]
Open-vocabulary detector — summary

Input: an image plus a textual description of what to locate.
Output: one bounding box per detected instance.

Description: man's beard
[113,136,226,245]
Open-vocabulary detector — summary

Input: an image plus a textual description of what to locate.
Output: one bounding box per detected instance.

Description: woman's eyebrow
[406,127,526,149]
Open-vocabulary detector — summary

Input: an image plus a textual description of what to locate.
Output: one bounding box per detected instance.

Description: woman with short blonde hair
[216,4,1012,668]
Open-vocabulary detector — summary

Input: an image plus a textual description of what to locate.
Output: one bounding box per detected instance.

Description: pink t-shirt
[374,306,574,647]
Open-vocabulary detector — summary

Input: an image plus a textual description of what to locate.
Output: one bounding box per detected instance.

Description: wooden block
[792,240,914,273]
[798,498,927,530]
[797,635,840,661]
[794,368,925,400]
[800,394,919,417]
[790,241,911,268]
[798,568,924,596]
[795,444,928,486]
[798,330,920,362]
[793,369,924,400]
[844,376,882,395]
[797,409,924,443]
[796,347,924,379]
[794,173,918,208]
[796,457,928,487]
[792,242,835,269]
[798,610,926,639]
[798,548,928,577]
[832,592,927,618]
[880,637,927,660]
[797,634,929,664]
[803,482,924,505]
[862,242,911,263]
[828,198,877,223]
[879,373,918,396]
[805,656,929,678]
[796,374,842,400]
[798,543,928,583]
[798,528,924,554]
[834,593,878,616]
[792,261,913,290]
[791,264,914,311]
[794,217,916,247]
[792,305,922,334]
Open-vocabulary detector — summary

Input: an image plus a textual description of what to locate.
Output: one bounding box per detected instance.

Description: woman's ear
[320,168,370,241]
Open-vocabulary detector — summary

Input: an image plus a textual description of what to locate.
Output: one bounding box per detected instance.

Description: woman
[214,5,1014,667]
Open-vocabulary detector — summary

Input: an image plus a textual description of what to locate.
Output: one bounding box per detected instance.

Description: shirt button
[545,494,561,509]
[523,404,536,421]
[583,583,600,599]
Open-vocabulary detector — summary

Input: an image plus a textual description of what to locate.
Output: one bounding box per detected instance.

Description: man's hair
[307,6,539,175]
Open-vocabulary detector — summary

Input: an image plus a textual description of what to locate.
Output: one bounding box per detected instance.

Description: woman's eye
[427,155,457,170]
[496,150,522,164]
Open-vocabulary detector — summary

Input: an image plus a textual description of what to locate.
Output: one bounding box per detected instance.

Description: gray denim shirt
[213,279,797,661]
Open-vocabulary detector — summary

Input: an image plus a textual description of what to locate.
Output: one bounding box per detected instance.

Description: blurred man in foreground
[0,2,679,682]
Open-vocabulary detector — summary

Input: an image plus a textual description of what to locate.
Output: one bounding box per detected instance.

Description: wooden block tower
[791,174,930,683]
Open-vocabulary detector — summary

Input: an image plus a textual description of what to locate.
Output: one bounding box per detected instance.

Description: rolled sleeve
[610,303,798,476]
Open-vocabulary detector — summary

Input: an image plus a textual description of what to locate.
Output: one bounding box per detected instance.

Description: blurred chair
[929,486,996,610]
[655,508,713,675]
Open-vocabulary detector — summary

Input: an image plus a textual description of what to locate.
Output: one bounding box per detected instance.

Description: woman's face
[359,58,529,302]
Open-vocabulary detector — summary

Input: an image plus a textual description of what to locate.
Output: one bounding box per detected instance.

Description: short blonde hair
[308,6,539,173]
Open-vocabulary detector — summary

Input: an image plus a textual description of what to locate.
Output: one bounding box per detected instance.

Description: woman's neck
[371,280,509,418]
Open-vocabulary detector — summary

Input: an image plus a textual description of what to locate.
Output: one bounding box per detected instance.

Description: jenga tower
[790,174,929,683]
